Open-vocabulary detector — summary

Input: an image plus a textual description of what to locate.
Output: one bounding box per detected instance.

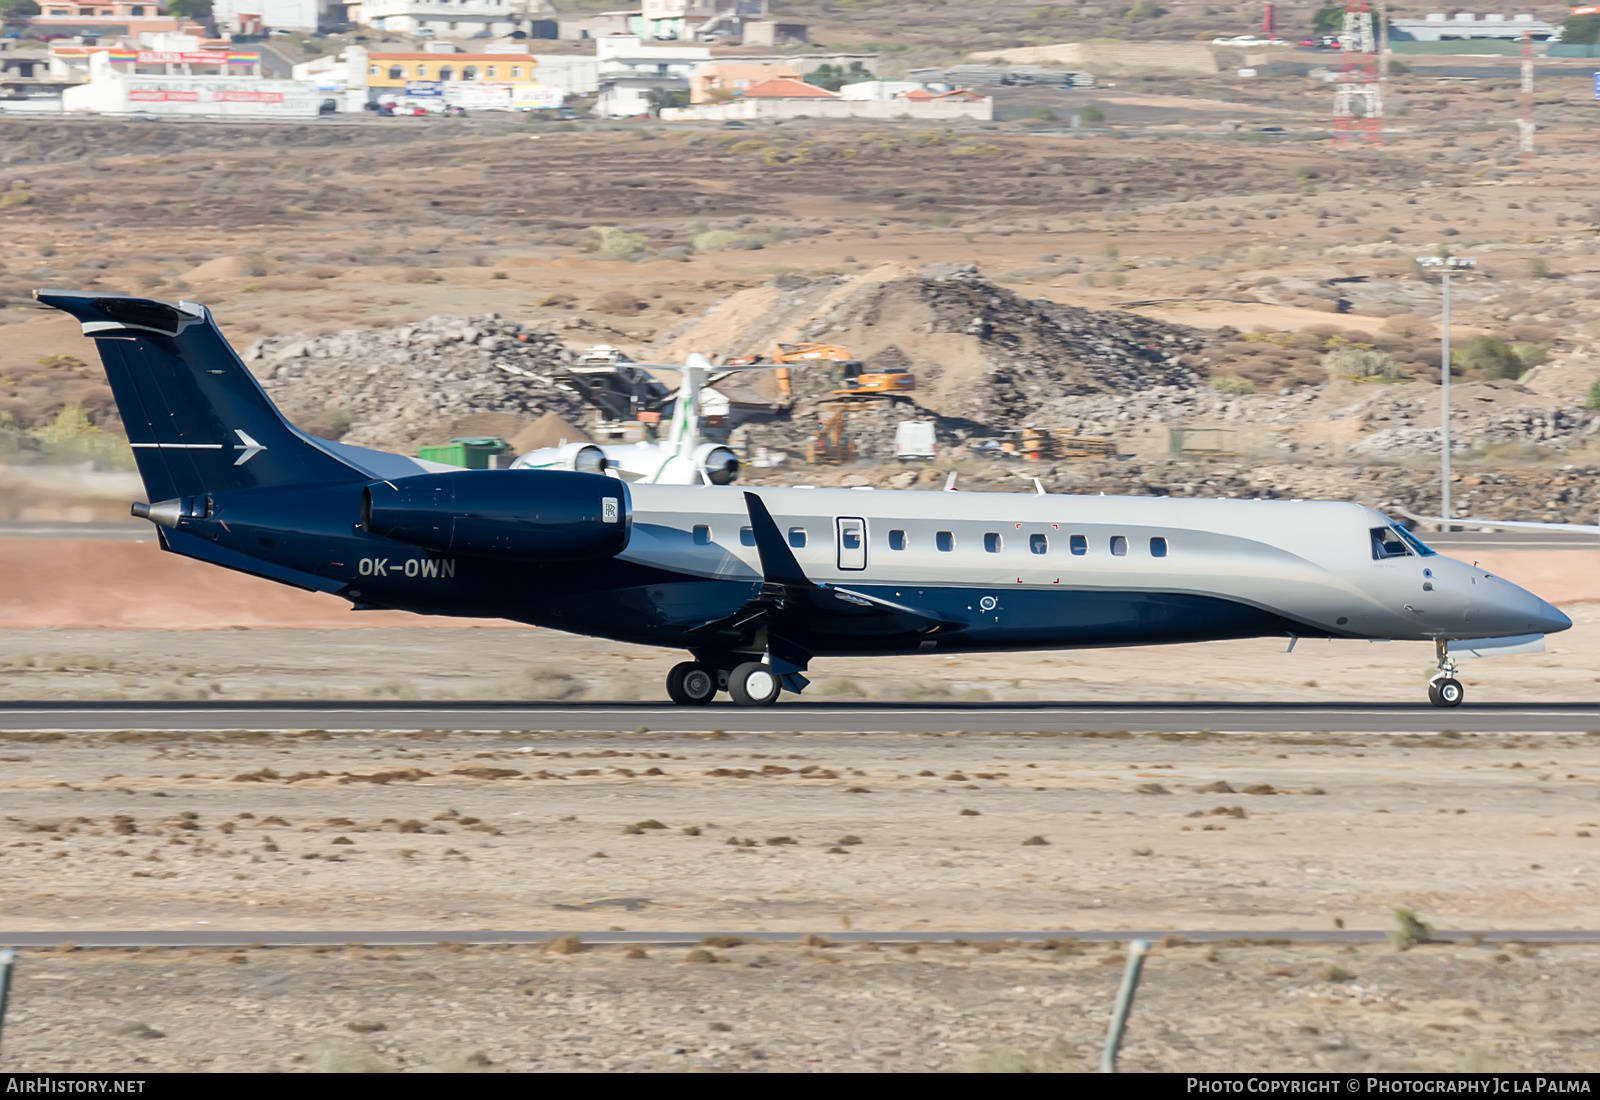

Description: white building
[594,32,706,116]
[530,53,598,96]
[211,0,325,33]
[62,46,320,116]
[639,0,764,42]
[1390,12,1557,41]
[348,0,551,37]
[838,79,922,100]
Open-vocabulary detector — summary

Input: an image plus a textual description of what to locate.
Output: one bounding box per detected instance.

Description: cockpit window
[1370,526,1413,560]
[1394,525,1437,557]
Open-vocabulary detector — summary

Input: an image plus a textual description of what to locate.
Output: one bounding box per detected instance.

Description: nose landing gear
[1428,639,1464,708]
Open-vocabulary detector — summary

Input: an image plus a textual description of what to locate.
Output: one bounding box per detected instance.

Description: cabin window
[692,524,710,546]
[1370,526,1411,560]
[1110,535,1128,557]
[788,527,807,549]
[1150,536,1168,558]
[936,531,954,552]
[1070,534,1087,556]
[888,529,906,551]
[740,526,755,547]
[1030,534,1048,555]
[983,532,1002,553]
[1394,525,1436,556]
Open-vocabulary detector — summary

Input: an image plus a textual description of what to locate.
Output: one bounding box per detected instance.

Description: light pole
[1415,255,1476,531]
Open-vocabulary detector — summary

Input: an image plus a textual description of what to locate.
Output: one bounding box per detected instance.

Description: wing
[676,492,961,665]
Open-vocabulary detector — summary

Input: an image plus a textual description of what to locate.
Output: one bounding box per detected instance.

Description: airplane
[509,353,742,486]
[33,289,1574,709]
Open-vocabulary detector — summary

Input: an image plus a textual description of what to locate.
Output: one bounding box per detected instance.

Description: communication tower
[1519,30,1536,167]
[1332,0,1383,145]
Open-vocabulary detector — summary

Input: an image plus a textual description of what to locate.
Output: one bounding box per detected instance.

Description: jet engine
[508,442,609,475]
[363,470,630,561]
[690,443,740,485]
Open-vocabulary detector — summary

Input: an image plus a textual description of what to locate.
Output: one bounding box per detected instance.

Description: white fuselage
[618,485,1571,643]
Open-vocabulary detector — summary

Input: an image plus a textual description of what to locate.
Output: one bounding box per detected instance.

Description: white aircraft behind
[510,353,749,485]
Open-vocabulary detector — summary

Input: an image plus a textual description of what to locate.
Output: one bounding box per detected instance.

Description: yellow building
[366,53,535,88]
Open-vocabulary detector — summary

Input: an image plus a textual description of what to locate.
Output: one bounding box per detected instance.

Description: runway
[0,700,1595,734]
[3,929,1597,948]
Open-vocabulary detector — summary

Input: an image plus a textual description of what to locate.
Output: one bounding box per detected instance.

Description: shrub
[1213,375,1255,395]
[1390,907,1434,949]
[1453,334,1528,380]
[1324,346,1404,381]
[1080,103,1106,125]
[0,191,32,209]
[692,228,749,252]
[1585,380,1600,411]
[951,142,1004,157]
[1560,12,1600,44]
[1032,106,1057,122]
[584,225,649,258]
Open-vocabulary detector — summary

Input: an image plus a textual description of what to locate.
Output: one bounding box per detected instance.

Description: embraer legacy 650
[36,291,1571,709]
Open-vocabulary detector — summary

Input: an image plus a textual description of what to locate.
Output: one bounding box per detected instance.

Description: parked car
[1211,34,1288,47]
[720,119,747,129]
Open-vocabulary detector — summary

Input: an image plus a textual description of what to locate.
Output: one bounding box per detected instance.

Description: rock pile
[790,265,1207,421]
[242,314,586,451]
[1352,406,1599,457]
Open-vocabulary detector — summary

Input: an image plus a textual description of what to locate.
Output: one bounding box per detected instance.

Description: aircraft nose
[1533,597,1573,634]
[1495,582,1571,635]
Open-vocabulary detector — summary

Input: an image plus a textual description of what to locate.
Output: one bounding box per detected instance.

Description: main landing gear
[1428,638,1464,708]
[665,662,717,706]
[665,659,785,707]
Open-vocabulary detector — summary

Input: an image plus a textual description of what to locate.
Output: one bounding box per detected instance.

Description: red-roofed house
[896,87,986,102]
[741,77,836,98]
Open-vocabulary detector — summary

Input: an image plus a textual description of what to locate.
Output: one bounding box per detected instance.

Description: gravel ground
[3,728,1598,936]
[2,940,1598,1073]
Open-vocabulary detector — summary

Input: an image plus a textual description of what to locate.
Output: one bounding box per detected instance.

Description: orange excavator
[730,342,915,397]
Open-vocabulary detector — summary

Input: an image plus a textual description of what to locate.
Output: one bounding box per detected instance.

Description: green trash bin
[417,437,511,469]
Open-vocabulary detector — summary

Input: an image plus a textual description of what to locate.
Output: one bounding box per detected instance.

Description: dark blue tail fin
[35,290,365,502]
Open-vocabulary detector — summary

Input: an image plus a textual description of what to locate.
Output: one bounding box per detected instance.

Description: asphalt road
[1,700,1594,734]
[1,929,1595,948]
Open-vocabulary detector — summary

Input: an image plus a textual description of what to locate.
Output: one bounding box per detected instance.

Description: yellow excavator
[732,342,915,397]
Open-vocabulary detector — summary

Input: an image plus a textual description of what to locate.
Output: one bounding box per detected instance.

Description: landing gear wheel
[1429,677,1464,708]
[728,661,782,707]
[666,662,718,706]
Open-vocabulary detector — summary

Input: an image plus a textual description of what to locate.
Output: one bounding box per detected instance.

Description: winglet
[742,492,811,587]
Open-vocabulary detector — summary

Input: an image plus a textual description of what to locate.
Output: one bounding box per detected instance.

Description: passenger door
[836,516,866,571]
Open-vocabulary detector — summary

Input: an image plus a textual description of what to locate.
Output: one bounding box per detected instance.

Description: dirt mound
[690,266,1209,459]
[511,412,593,451]
[244,314,589,453]
[787,265,1204,421]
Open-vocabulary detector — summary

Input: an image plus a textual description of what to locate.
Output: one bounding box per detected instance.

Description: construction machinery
[738,342,916,397]
[806,408,854,465]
